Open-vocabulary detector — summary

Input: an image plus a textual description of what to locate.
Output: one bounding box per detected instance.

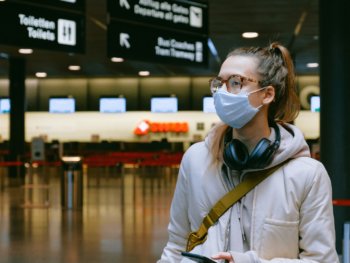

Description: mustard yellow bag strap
[186,161,288,252]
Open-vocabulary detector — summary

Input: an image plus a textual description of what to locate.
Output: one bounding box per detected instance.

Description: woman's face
[218,55,266,108]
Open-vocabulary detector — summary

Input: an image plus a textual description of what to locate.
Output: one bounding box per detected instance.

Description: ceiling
[0,0,319,78]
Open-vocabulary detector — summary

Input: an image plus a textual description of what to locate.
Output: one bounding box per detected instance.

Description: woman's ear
[262,86,275,104]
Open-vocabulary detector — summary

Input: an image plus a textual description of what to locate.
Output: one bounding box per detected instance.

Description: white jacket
[158,123,339,263]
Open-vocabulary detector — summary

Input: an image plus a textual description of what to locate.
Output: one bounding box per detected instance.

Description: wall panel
[0,79,9,97]
[1,75,320,112]
[38,78,88,111]
[139,77,191,110]
[0,79,38,111]
[192,77,210,110]
[26,79,39,111]
[87,78,139,111]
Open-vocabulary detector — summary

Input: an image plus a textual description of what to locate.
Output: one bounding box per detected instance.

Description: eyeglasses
[209,74,261,94]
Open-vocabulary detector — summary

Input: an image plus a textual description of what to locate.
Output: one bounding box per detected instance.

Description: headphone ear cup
[223,123,281,170]
[223,139,249,170]
[247,138,272,169]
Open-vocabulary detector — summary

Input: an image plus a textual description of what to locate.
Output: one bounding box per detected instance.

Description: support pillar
[319,0,350,252]
[8,57,26,181]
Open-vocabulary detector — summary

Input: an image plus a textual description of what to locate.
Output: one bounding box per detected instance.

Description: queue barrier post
[344,222,350,263]
[61,156,83,209]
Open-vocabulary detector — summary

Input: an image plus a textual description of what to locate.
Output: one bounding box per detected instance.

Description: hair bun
[269,42,282,56]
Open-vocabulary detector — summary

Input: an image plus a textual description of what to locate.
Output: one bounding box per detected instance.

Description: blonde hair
[210,42,300,163]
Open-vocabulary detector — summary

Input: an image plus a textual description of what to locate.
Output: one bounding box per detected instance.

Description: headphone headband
[223,122,281,170]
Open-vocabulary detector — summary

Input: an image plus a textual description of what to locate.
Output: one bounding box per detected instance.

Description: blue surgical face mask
[213,88,265,128]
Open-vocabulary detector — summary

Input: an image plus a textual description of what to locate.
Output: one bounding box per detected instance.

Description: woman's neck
[232,119,271,153]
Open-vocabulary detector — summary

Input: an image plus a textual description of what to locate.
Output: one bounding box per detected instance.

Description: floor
[0,165,177,263]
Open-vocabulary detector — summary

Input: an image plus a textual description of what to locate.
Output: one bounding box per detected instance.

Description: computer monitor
[310,96,320,112]
[0,98,10,113]
[49,97,75,113]
[99,97,126,113]
[203,96,216,113]
[151,97,178,113]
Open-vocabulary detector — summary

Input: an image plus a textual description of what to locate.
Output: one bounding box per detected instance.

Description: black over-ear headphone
[223,122,281,170]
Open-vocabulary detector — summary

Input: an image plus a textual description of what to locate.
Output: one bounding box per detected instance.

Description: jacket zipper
[238,171,247,242]
[237,202,246,241]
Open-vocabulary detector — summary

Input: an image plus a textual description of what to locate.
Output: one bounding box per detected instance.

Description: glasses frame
[209,74,262,94]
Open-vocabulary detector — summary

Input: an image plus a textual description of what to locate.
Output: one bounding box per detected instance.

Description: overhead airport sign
[6,0,85,12]
[107,20,207,66]
[0,2,85,53]
[107,0,208,35]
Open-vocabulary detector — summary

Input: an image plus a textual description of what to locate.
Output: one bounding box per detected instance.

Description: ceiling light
[68,65,81,71]
[307,63,319,68]
[35,72,47,78]
[18,48,33,54]
[138,71,150,76]
[111,57,124,62]
[242,32,259,38]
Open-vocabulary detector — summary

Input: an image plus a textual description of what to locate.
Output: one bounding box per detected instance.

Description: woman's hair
[210,42,300,163]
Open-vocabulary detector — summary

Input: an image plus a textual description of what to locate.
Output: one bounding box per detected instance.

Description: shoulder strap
[186,160,288,252]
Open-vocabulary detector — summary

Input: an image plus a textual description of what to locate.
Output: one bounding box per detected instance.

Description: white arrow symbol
[120,33,130,48]
[119,0,130,9]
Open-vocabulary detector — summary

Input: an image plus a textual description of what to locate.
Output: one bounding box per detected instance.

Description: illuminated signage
[134,120,189,135]
[310,96,320,112]
[0,2,85,53]
[12,0,85,11]
[108,0,207,35]
[0,98,10,114]
[99,97,127,113]
[107,0,208,66]
[203,97,216,113]
[108,20,207,66]
[49,97,76,113]
[151,97,178,113]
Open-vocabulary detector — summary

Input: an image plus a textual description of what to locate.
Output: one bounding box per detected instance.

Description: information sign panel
[0,2,85,53]
[107,20,207,66]
[7,0,85,12]
[108,0,208,35]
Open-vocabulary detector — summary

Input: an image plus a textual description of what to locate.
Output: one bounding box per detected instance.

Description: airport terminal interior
[1,0,350,262]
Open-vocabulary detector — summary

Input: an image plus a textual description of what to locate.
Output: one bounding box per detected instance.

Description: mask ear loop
[247,86,268,96]
[247,86,268,109]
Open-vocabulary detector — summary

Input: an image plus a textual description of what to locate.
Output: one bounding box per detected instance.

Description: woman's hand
[211,252,234,263]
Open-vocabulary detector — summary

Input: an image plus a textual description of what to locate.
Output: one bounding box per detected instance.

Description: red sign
[134,120,189,135]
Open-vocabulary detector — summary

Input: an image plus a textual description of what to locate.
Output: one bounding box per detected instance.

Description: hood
[269,123,311,166]
[204,122,311,169]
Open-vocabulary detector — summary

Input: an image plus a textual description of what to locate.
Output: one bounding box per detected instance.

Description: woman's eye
[230,80,240,87]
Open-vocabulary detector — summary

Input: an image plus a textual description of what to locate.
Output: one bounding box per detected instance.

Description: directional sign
[6,0,85,12]
[119,33,131,49]
[107,0,208,35]
[57,19,77,45]
[107,20,207,66]
[0,2,85,53]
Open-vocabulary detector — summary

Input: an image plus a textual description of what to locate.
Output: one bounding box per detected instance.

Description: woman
[158,42,339,262]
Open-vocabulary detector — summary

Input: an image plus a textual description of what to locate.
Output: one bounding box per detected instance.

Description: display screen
[151,97,178,113]
[0,98,10,113]
[49,97,75,113]
[203,97,216,113]
[310,96,320,112]
[99,97,126,113]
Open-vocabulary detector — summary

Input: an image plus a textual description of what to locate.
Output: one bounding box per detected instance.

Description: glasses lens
[210,78,222,94]
[227,75,242,94]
